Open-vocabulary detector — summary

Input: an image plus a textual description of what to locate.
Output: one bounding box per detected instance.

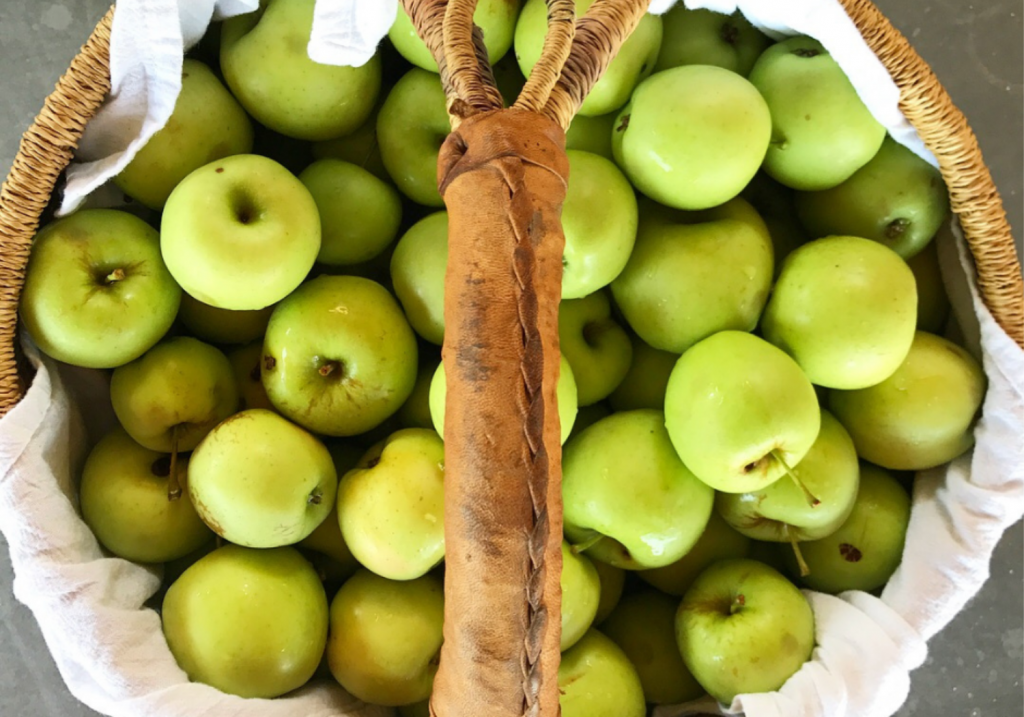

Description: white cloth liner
[3,0,1019,716]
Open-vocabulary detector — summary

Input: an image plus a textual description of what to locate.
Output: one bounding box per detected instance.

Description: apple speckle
[263,355,277,371]
[839,543,863,562]
[720,22,740,46]
[616,114,630,132]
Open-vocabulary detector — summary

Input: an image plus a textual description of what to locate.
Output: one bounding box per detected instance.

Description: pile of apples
[17,0,987,714]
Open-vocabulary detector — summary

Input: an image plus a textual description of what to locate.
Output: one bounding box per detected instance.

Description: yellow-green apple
[178,293,273,346]
[221,0,380,140]
[612,65,770,210]
[114,59,253,209]
[558,629,646,717]
[676,559,814,704]
[300,159,403,266]
[227,342,273,411]
[161,154,321,310]
[110,337,238,452]
[337,428,445,580]
[391,0,521,71]
[162,545,328,698]
[906,241,950,332]
[749,37,886,190]
[565,112,616,160]
[665,331,821,493]
[327,570,444,706]
[655,7,769,76]
[562,541,601,652]
[603,591,705,704]
[20,209,180,369]
[262,275,418,436]
[830,331,985,470]
[311,97,388,181]
[80,427,211,564]
[391,211,448,345]
[399,357,441,429]
[559,291,633,406]
[608,333,678,412]
[516,0,662,116]
[592,559,625,624]
[188,409,337,547]
[611,196,773,353]
[563,409,715,569]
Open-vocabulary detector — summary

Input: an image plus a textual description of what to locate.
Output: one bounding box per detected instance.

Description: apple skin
[788,463,911,593]
[762,236,917,390]
[110,337,238,452]
[188,409,338,548]
[603,590,705,704]
[565,113,616,161]
[227,342,274,411]
[429,355,578,444]
[749,37,886,191]
[299,159,403,267]
[262,275,419,436]
[611,196,773,353]
[906,241,950,333]
[161,154,321,310]
[327,570,444,706]
[716,410,860,542]
[391,211,448,345]
[655,7,769,76]
[612,65,771,211]
[378,69,450,207]
[311,97,389,182]
[676,559,815,704]
[517,0,662,116]
[796,136,949,259]
[563,409,715,569]
[558,629,646,717]
[562,541,602,652]
[337,428,445,581]
[80,427,212,564]
[114,59,253,209]
[608,333,678,412]
[178,293,273,346]
[391,0,521,71]
[665,331,821,494]
[220,0,380,140]
[562,150,639,299]
[162,545,329,698]
[829,331,986,470]
[592,558,625,625]
[559,291,633,406]
[638,510,751,597]
[20,209,180,369]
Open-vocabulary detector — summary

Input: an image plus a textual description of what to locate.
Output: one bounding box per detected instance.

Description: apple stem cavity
[786,526,811,577]
[571,533,605,555]
[167,426,183,502]
[308,489,323,506]
[885,218,910,239]
[318,360,343,378]
[771,449,821,508]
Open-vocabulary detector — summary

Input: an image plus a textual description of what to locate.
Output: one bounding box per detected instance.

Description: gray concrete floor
[0,1,1021,716]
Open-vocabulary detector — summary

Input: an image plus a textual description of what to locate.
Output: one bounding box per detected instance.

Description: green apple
[565,113,616,161]
[516,0,662,116]
[830,331,986,470]
[391,0,521,71]
[327,570,444,706]
[337,428,445,580]
[665,331,821,494]
[763,235,917,390]
[114,59,252,209]
[391,211,448,344]
[559,291,633,406]
[638,510,751,597]
[716,410,860,543]
[592,559,625,624]
[562,541,602,652]
[20,209,180,369]
[221,0,380,140]
[612,65,770,210]
[906,241,950,333]
[655,6,770,76]
[607,333,678,412]
[603,591,705,704]
[611,196,773,353]
[750,36,886,190]
[227,342,273,411]
[741,172,809,276]
[80,427,211,564]
[163,545,327,697]
[429,355,578,444]
[110,337,238,453]
[161,154,321,310]
[796,136,949,258]
[676,559,814,704]
[378,69,449,207]
[311,97,389,181]
[178,293,273,346]
[399,357,442,429]
[262,276,419,436]
[188,409,337,547]
[790,464,911,593]
[562,150,639,299]
[559,629,646,717]
[568,402,611,441]
[563,409,714,569]
[300,159,402,266]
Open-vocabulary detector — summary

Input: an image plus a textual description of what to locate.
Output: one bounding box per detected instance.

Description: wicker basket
[0,1,1021,716]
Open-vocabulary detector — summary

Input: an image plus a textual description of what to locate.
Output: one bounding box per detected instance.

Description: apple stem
[318,360,341,378]
[571,533,604,555]
[786,525,811,577]
[167,426,182,502]
[104,268,126,284]
[730,593,746,615]
[771,450,821,508]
